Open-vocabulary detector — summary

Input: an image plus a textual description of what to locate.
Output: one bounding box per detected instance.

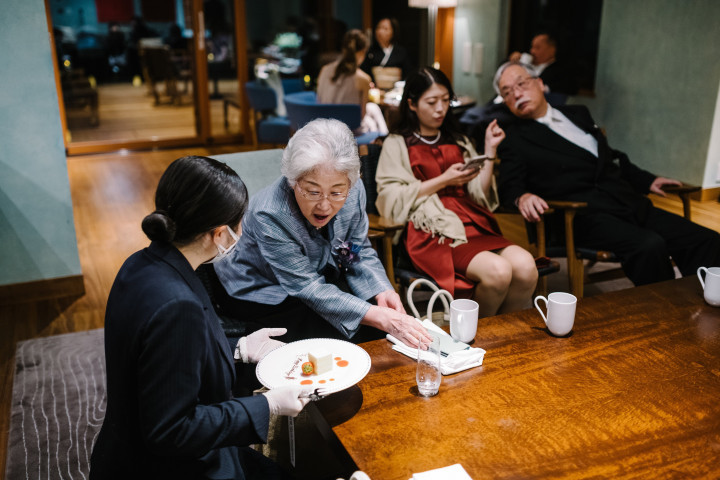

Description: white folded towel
[412,463,473,479]
[387,319,485,375]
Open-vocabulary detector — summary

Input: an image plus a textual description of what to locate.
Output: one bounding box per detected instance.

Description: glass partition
[50,0,200,145]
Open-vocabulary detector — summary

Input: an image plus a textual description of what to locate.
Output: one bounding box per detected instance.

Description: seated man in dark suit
[494,61,720,286]
[509,32,579,96]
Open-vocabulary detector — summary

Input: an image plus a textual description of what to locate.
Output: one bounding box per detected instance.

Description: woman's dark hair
[392,67,461,139]
[141,155,248,245]
[332,29,369,82]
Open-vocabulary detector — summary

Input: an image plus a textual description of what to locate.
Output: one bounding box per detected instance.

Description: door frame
[47,0,250,156]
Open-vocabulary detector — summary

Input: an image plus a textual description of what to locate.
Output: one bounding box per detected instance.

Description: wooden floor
[1,145,719,474]
[67,80,244,143]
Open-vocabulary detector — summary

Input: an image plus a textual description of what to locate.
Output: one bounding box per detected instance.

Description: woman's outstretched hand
[363,305,433,349]
[375,289,406,313]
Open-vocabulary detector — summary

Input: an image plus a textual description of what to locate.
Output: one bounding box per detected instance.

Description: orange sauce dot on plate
[330,378,335,381]
[300,379,313,385]
[334,357,342,361]
[336,360,349,367]
[319,380,326,384]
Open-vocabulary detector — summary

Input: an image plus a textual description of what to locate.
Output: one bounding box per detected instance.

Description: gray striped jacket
[214,176,393,338]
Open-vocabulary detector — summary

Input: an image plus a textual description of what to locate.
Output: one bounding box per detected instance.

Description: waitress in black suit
[90,155,309,480]
[360,17,412,82]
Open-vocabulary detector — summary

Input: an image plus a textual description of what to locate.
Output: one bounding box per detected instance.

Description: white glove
[235,328,287,363]
[263,385,311,417]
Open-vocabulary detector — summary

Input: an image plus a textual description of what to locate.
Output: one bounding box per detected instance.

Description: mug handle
[534,296,549,325]
[697,267,708,288]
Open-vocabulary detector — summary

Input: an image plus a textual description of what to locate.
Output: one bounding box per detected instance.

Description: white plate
[256,338,371,394]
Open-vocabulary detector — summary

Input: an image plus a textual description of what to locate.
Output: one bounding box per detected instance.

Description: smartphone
[460,155,487,172]
[429,331,471,355]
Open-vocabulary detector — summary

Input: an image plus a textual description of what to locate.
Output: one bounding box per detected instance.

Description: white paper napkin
[411,463,473,479]
[386,319,485,375]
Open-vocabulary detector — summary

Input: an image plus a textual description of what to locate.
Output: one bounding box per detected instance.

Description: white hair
[493,61,537,95]
[281,118,360,187]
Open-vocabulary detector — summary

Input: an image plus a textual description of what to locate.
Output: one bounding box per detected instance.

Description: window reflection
[245,2,362,89]
[49,1,198,144]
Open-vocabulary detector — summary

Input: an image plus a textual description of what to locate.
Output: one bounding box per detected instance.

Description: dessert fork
[302,387,330,401]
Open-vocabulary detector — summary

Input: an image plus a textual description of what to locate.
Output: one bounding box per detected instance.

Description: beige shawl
[375,134,499,246]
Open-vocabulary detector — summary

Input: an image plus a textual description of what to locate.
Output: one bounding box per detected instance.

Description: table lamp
[409,0,457,68]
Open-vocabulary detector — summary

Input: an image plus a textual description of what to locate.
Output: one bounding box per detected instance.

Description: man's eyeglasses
[500,77,537,100]
[295,184,349,203]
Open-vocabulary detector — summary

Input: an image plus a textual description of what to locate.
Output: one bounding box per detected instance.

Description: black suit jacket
[90,242,269,480]
[360,43,412,81]
[497,105,657,224]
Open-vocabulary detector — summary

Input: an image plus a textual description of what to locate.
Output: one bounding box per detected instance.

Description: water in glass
[416,337,441,396]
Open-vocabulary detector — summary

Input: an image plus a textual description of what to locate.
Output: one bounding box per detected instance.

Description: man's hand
[508,51,522,62]
[649,177,682,197]
[517,193,549,222]
[376,290,406,314]
[484,119,506,155]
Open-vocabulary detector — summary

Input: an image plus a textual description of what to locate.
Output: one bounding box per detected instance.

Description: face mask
[204,225,240,264]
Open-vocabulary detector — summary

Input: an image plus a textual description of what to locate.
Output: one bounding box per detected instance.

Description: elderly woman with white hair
[215,118,431,348]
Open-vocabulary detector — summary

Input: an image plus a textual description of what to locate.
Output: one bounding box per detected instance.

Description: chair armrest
[367,213,405,233]
[367,214,404,292]
[660,182,701,195]
[546,200,588,210]
[659,183,700,220]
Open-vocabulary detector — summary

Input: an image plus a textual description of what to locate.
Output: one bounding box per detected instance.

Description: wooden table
[309,277,720,479]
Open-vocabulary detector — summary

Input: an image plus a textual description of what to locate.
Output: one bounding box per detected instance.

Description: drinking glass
[416,337,442,397]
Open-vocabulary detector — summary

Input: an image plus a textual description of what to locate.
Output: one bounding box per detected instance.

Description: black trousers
[218,294,385,345]
[239,446,295,480]
[572,206,720,286]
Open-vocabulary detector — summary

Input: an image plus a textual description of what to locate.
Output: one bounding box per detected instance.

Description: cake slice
[308,348,333,375]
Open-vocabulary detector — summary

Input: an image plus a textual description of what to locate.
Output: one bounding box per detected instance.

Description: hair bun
[141,210,177,243]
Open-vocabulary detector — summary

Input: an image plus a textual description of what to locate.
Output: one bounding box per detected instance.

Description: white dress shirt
[380,45,394,66]
[536,105,598,157]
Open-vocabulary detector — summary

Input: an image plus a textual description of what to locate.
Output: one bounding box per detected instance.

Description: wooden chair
[241,81,291,145]
[139,46,189,105]
[61,69,99,126]
[524,184,701,297]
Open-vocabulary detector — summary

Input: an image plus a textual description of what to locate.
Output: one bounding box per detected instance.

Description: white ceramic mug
[697,267,720,306]
[449,299,479,343]
[519,52,534,65]
[534,292,577,336]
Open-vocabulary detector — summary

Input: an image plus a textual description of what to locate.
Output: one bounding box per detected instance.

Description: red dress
[405,134,512,298]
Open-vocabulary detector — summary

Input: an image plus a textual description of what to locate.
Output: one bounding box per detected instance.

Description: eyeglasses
[295,184,349,203]
[500,77,537,100]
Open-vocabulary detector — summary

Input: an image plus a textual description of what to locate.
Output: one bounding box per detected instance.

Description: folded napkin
[387,319,485,375]
[412,463,473,479]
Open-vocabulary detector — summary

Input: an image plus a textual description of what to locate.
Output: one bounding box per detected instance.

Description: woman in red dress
[376,67,537,317]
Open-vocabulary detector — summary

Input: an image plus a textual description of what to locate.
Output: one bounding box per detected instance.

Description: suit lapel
[516,119,596,162]
[560,107,611,178]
